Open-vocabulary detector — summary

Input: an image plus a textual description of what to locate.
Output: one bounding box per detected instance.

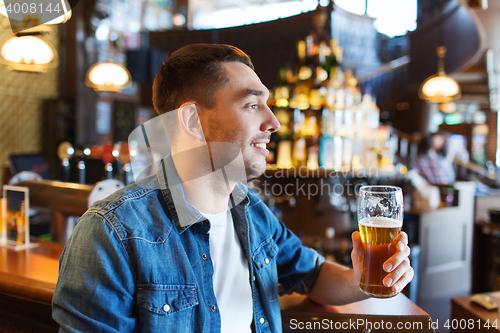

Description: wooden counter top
[452,292,500,332]
[0,241,63,305]
[280,292,429,316]
[280,293,433,332]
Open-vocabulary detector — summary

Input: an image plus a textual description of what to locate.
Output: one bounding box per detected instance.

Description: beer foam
[358,217,402,228]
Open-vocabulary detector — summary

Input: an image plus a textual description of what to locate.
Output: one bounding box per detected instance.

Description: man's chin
[245,165,266,180]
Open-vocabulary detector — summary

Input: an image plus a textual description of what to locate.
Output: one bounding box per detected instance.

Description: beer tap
[57,142,74,182]
[74,144,88,184]
[78,161,86,184]
[118,142,132,185]
[101,143,114,179]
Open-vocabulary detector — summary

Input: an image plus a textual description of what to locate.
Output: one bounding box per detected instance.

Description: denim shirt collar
[157,154,249,234]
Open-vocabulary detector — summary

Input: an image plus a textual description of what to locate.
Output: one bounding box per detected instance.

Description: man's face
[199,62,280,179]
[431,135,445,152]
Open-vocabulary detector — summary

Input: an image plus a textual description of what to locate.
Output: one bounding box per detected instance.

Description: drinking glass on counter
[357,185,403,298]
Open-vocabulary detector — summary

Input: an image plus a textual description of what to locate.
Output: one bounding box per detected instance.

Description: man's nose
[261,105,281,133]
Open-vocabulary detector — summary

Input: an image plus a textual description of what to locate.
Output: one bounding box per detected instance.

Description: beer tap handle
[105,163,113,179]
[78,160,86,184]
[123,163,132,185]
[62,158,70,182]
[57,142,74,182]
[118,142,132,185]
[102,143,115,180]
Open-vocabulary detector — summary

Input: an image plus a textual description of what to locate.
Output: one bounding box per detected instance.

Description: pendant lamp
[419,46,461,103]
[85,60,132,92]
[0,33,58,72]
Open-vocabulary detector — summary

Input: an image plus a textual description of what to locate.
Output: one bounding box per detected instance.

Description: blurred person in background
[414,132,456,185]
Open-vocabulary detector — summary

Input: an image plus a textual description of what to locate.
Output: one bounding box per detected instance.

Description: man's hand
[351,231,414,294]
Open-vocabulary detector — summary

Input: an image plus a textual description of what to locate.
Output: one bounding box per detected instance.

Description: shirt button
[162,304,170,312]
[264,258,270,264]
[202,253,207,260]
[241,231,246,237]
[252,275,256,281]
[211,305,216,312]
[259,317,265,324]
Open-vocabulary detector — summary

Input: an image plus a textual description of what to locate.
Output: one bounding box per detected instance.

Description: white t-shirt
[202,209,253,333]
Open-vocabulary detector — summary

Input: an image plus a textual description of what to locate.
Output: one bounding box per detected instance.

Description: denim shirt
[52,159,325,333]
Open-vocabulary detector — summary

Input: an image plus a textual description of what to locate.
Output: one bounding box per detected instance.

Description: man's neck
[171,151,237,214]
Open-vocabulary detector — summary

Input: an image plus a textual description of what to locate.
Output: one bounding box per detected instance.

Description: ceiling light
[419,46,461,103]
[85,61,132,92]
[0,34,58,72]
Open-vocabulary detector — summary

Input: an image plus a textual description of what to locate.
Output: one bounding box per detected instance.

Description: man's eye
[247,104,258,109]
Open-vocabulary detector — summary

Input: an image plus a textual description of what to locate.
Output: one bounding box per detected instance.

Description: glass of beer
[357,185,403,298]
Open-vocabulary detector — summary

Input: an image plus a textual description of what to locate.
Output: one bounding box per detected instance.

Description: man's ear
[178,102,205,142]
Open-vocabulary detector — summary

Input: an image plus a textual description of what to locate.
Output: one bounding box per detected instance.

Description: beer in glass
[357,186,403,298]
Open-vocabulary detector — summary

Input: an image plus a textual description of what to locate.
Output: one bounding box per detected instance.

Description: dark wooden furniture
[451,292,500,332]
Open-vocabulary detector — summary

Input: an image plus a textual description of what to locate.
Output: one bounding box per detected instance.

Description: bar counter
[0,241,62,305]
[0,241,433,332]
[0,241,62,332]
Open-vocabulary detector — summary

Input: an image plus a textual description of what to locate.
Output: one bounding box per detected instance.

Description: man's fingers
[397,231,409,246]
[351,232,363,258]
[383,257,411,287]
[391,266,415,293]
[351,231,362,247]
[383,242,410,273]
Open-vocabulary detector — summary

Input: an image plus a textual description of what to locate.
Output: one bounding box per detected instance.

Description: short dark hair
[152,44,254,115]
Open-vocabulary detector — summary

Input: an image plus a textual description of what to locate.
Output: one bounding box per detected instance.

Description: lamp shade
[419,73,461,103]
[419,46,461,103]
[85,61,132,92]
[0,34,58,72]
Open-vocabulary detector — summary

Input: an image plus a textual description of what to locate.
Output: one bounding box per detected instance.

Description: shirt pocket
[252,237,279,302]
[137,284,199,332]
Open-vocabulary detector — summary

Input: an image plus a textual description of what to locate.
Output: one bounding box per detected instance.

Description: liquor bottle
[319,108,335,169]
[269,108,291,165]
[333,136,343,171]
[290,83,310,110]
[276,140,293,169]
[307,145,319,170]
[293,137,307,168]
[296,38,314,82]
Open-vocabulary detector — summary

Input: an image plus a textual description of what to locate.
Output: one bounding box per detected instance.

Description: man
[52,44,413,332]
[415,132,456,185]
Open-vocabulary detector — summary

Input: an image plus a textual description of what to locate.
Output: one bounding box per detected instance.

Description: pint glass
[357,186,403,298]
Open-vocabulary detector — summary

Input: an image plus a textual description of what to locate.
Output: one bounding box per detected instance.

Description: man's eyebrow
[241,89,269,99]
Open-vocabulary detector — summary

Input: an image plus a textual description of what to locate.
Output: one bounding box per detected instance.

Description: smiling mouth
[250,143,267,149]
